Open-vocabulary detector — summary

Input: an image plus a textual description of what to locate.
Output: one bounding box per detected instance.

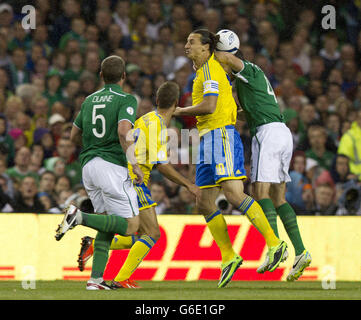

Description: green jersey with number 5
[74,83,137,168]
[233,60,283,136]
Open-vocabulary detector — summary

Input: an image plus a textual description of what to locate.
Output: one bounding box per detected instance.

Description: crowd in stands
[0,0,360,215]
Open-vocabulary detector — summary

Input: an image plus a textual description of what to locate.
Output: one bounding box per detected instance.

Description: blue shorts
[134,183,157,211]
[196,125,247,188]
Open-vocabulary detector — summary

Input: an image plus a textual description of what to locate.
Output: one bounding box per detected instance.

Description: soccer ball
[216,29,240,54]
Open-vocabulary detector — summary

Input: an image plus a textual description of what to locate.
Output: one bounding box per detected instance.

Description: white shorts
[251,122,292,184]
[82,157,139,218]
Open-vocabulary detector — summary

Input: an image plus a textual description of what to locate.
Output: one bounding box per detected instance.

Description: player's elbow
[118,120,133,140]
[202,96,217,114]
[70,127,82,145]
[207,103,217,114]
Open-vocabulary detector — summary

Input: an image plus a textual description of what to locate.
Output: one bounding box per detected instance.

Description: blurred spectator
[286,151,309,210]
[48,113,66,144]
[189,1,206,29]
[0,158,14,199]
[146,2,163,41]
[29,143,46,175]
[326,113,342,147]
[38,191,61,213]
[337,109,361,181]
[56,189,73,211]
[43,70,63,108]
[0,1,12,23]
[292,183,315,215]
[136,98,154,119]
[54,174,72,196]
[12,175,45,213]
[0,113,15,166]
[0,174,13,212]
[319,32,340,70]
[150,181,170,215]
[6,48,30,91]
[305,125,335,170]
[7,128,28,152]
[311,183,338,216]
[38,170,57,205]
[45,137,81,186]
[63,52,83,86]
[164,186,196,214]
[33,127,54,159]
[6,146,38,186]
[51,0,81,46]
[297,103,318,146]
[113,0,131,37]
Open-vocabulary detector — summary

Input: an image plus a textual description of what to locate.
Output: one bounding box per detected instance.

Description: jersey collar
[154,110,165,124]
[104,83,122,91]
[197,53,214,72]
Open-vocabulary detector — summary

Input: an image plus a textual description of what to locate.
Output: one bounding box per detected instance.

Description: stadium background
[0,0,360,282]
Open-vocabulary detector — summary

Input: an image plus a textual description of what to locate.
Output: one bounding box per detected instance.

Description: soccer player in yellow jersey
[174,29,288,288]
[77,81,201,288]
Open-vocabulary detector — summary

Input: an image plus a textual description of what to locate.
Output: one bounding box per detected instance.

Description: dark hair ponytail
[192,29,220,54]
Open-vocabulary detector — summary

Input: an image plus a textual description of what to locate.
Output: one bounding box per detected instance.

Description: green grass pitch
[1,280,360,300]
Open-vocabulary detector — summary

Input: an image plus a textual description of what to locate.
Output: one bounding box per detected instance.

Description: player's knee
[252,184,271,201]
[197,201,215,216]
[221,181,245,207]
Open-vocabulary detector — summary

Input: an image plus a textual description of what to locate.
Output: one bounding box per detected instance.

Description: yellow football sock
[205,210,236,264]
[114,235,156,282]
[109,235,138,250]
[238,196,280,248]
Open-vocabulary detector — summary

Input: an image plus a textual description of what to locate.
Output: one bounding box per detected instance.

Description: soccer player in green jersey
[55,55,144,290]
[215,50,312,281]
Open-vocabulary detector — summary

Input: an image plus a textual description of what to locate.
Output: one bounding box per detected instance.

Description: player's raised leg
[270,183,311,281]
[55,201,139,240]
[252,182,279,237]
[221,179,288,272]
[251,181,284,274]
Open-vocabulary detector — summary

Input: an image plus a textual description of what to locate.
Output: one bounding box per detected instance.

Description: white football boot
[55,204,81,241]
[286,250,312,281]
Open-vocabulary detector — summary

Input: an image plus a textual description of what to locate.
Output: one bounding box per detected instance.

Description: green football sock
[258,198,279,238]
[91,231,113,279]
[81,212,128,236]
[276,203,305,256]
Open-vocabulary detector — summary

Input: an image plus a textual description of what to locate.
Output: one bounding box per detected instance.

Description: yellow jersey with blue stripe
[192,53,237,136]
[128,111,168,186]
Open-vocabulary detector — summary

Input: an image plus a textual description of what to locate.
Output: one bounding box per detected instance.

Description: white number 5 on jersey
[92,104,106,138]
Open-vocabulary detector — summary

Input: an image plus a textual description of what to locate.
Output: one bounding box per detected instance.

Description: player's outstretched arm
[215,51,244,74]
[173,95,217,117]
[157,163,201,201]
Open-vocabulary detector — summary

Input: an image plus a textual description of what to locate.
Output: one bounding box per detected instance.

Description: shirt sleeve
[118,94,137,125]
[73,105,83,130]
[201,62,219,97]
[232,60,258,83]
